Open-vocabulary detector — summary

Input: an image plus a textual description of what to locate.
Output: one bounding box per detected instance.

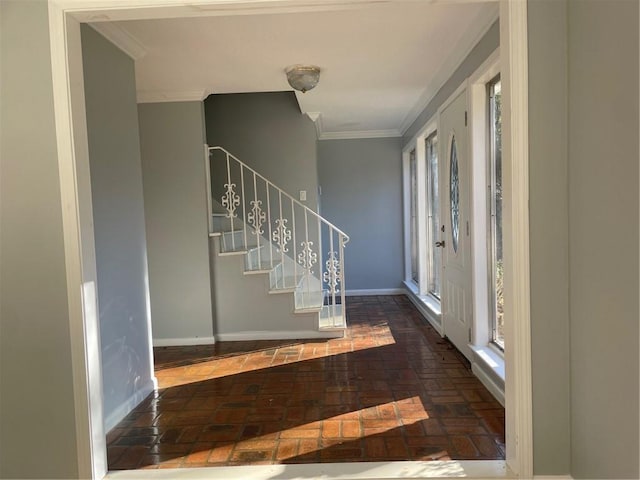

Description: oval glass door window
[450,135,460,253]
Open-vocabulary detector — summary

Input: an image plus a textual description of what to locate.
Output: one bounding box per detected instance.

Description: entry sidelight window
[488,75,504,349]
[409,149,419,285]
[425,132,440,299]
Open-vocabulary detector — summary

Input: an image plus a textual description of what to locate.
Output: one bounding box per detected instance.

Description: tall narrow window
[488,75,503,349]
[425,132,441,299]
[409,149,419,284]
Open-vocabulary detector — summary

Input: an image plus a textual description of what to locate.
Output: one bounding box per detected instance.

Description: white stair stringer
[210,235,344,341]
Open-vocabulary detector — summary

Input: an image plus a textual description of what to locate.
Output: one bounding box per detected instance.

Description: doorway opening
[48,1,531,478]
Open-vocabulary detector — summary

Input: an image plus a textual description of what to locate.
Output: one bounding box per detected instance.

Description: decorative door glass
[450,136,460,253]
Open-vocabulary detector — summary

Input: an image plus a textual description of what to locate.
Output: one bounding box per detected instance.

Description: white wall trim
[153,336,217,347]
[48,4,107,478]
[306,111,321,122]
[404,283,444,336]
[398,4,499,136]
[103,379,156,432]
[401,148,412,284]
[472,361,505,408]
[532,477,573,480]
[215,330,343,341]
[467,47,500,348]
[306,111,324,139]
[402,114,437,155]
[137,89,210,103]
[345,288,405,296]
[500,0,533,477]
[319,129,403,140]
[401,114,437,296]
[436,80,468,119]
[88,22,147,60]
[50,1,531,479]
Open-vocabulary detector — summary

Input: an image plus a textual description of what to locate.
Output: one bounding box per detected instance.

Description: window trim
[468,48,501,352]
[487,73,504,350]
[402,118,438,301]
[424,130,441,300]
[409,149,419,284]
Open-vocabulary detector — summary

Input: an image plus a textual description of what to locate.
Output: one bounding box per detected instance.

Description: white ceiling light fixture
[285,64,320,93]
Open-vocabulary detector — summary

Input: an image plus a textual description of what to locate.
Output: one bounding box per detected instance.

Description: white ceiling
[99,1,498,139]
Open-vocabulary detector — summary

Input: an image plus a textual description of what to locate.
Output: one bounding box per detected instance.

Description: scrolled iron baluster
[323,251,341,295]
[221,183,240,219]
[248,200,266,235]
[272,218,291,253]
[297,241,318,274]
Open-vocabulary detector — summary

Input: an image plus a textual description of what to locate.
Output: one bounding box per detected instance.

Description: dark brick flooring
[106,295,505,470]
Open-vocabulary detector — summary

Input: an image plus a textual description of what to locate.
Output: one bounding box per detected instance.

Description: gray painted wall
[402,20,499,144]
[568,1,639,478]
[527,0,571,474]
[0,1,80,477]
[205,92,319,211]
[81,25,155,430]
[318,138,404,290]
[138,102,214,342]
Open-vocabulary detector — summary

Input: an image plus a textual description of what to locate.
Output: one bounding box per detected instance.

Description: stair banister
[209,146,350,240]
[207,145,350,327]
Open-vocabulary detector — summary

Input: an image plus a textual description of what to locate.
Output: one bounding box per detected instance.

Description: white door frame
[47,0,531,478]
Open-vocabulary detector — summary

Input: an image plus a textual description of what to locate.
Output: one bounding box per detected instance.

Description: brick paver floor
[107,295,505,470]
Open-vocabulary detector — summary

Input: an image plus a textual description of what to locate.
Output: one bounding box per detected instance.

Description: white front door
[439,89,473,361]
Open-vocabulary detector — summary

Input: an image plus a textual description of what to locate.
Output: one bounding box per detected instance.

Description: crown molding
[306,111,321,122]
[319,129,402,140]
[137,90,210,103]
[88,22,147,60]
[398,3,499,135]
[305,111,400,140]
[305,111,323,139]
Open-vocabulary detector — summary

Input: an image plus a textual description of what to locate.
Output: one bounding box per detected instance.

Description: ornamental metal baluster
[273,218,291,252]
[324,252,341,295]
[221,182,240,219]
[250,173,262,268]
[303,210,311,306]
[317,215,323,308]
[297,241,318,274]
[277,191,285,288]
[266,181,273,268]
[240,165,247,249]
[291,198,297,289]
[248,200,266,235]
[339,234,347,327]
[327,227,337,322]
[221,153,239,250]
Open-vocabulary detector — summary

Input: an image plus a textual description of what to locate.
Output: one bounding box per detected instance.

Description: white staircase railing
[206,145,350,328]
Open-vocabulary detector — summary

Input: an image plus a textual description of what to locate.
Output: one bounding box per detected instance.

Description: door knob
[435,241,445,248]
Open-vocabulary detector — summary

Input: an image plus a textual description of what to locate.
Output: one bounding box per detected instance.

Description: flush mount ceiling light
[285,65,320,93]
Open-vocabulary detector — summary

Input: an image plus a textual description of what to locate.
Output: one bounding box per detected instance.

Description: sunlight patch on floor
[155,324,397,389]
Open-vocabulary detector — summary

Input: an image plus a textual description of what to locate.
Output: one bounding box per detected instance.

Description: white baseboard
[471,362,505,407]
[104,378,156,432]
[215,330,343,341]
[403,285,443,336]
[345,288,405,296]
[153,336,217,347]
[533,476,573,479]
